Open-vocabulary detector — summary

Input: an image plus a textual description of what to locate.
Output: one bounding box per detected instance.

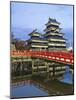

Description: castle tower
[44,18,67,51]
[28,29,48,51]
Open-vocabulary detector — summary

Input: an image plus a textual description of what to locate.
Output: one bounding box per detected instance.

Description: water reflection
[11,71,74,98]
[59,66,73,84]
[60,71,73,84]
[11,84,48,98]
[11,63,74,98]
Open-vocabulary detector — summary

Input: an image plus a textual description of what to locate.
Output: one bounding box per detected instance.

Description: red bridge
[11,50,74,65]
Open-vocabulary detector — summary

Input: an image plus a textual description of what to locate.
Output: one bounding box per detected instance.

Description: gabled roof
[45,17,60,25]
[28,29,41,36]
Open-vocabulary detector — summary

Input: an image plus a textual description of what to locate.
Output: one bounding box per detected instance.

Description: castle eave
[31,45,48,48]
[48,43,66,46]
[49,38,66,42]
[44,32,63,37]
[31,39,48,43]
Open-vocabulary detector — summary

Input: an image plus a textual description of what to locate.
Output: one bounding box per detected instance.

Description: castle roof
[45,17,60,26]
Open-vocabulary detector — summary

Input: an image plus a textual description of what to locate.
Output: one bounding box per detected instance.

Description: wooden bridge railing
[11,50,74,65]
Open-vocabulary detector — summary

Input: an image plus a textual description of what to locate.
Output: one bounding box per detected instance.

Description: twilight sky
[11,2,74,47]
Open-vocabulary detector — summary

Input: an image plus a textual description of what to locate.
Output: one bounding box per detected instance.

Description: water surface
[11,69,73,98]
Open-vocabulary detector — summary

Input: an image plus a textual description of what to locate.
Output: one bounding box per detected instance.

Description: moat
[11,68,74,98]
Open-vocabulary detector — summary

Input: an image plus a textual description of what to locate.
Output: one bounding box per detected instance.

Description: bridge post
[32,60,34,74]
[20,58,23,76]
[45,62,49,79]
[14,62,17,76]
[11,62,15,77]
[69,65,74,83]
[13,62,19,77]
